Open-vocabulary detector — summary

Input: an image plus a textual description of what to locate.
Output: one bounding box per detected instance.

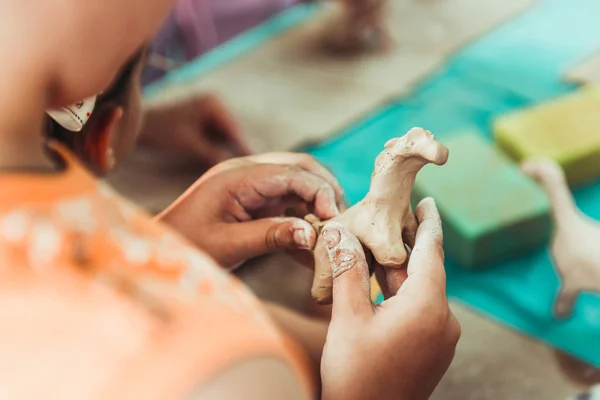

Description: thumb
[322,222,373,319]
[214,217,317,269]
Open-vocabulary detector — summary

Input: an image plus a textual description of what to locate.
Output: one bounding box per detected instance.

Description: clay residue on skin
[415,198,443,247]
[241,169,339,220]
[290,220,316,250]
[322,221,362,278]
[308,127,448,304]
[304,213,325,234]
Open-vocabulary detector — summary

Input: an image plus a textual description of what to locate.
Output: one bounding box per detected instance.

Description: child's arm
[264,302,329,386]
[139,94,252,165]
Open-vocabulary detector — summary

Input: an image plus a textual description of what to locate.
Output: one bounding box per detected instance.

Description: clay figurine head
[373,128,448,178]
[384,128,449,166]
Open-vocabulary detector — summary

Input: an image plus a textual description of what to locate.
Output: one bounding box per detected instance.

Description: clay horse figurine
[307,127,449,304]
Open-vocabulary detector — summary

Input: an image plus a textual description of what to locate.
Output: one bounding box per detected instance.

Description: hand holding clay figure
[308,127,449,304]
[158,161,341,270]
[140,93,252,165]
[522,158,600,319]
[320,200,460,400]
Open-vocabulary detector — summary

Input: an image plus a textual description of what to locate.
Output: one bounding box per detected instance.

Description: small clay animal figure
[307,127,449,304]
[522,158,600,319]
[325,0,389,54]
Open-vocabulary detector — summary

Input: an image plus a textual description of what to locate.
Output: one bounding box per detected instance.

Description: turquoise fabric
[146,0,600,366]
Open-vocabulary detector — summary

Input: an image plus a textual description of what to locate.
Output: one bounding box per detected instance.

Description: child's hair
[45,49,145,153]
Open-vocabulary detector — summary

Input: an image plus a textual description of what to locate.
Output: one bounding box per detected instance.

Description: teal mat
[148,0,600,366]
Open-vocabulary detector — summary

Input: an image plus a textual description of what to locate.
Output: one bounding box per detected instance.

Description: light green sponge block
[412,133,552,269]
[494,86,600,185]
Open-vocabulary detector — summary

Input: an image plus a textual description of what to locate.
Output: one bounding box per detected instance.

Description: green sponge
[494,86,600,186]
[412,133,551,269]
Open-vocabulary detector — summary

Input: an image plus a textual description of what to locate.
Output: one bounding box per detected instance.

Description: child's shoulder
[0,149,305,395]
[0,142,277,325]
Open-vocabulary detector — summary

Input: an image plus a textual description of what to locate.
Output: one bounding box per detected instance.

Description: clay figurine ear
[424,144,449,166]
[384,138,400,149]
[84,106,123,174]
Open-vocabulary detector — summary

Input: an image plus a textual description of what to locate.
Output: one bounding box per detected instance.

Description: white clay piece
[522,158,600,319]
[307,127,449,304]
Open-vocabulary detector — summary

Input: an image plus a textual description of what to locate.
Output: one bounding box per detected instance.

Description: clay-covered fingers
[200,153,344,207]
[213,217,318,269]
[397,198,446,301]
[236,152,344,206]
[321,222,373,318]
[229,163,340,220]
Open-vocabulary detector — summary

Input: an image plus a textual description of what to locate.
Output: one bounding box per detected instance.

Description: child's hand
[140,93,252,165]
[320,199,460,400]
[158,161,341,270]
[197,152,344,204]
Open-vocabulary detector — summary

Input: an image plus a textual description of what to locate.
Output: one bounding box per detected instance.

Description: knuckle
[428,308,450,334]
[418,299,451,335]
[297,152,317,166]
[447,313,462,345]
[284,164,304,174]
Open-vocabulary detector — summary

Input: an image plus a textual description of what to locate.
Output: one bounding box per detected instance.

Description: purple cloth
[144,0,300,85]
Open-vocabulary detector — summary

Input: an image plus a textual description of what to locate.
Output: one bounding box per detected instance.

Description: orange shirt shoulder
[0,145,312,399]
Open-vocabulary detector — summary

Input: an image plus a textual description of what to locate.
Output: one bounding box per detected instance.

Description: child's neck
[0,76,56,172]
[0,130,53,171]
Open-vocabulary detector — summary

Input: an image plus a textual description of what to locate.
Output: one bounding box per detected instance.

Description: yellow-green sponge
[494,86,600,186]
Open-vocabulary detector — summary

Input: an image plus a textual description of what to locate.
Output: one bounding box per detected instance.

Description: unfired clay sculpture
[522,158,600,319]
[307,127,449,304]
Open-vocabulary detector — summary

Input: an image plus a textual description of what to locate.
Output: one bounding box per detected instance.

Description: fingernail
[293,228,310,249]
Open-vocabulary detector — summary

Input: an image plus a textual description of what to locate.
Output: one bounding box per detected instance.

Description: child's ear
[84,106,123,174]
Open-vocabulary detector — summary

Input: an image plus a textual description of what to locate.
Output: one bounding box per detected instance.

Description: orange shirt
[0,144,312,399]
